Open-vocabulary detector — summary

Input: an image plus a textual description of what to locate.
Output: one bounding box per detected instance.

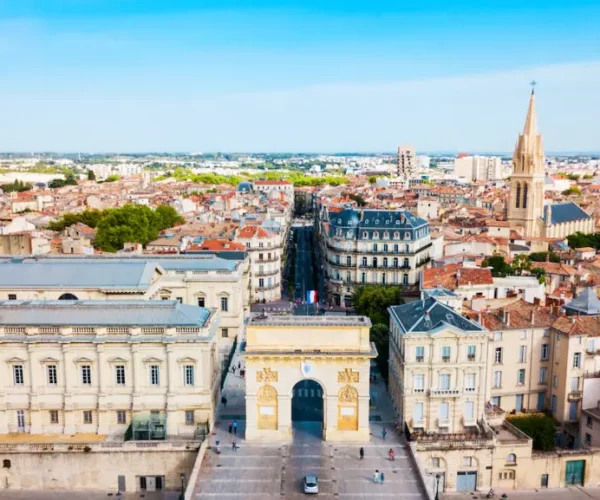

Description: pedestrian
[359,447,364,460]
[388,448,395,461]
[380,472,385,484]
[373,470,380,483]
[238,361,241,370]
[232,365,236,375]
[233,420,238,435]
[228,422,233,434]
[222,396,228,408]
[232,440,238,451]
[241,368,245,378]
[382,428,387,441]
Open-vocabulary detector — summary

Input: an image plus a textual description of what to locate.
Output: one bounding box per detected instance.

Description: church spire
[522,84,538,140]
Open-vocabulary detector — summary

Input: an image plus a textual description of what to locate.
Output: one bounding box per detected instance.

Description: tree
[347,193,367,207]
[368,176,377,185]
[482,255,512,277]
[567,231,600,250]
[507,414,556,451]
[104,174,120,182]
[87,170,96,181]
[351,285,404,326]
[370,324,390,381]
[48,175,78,189]
[95,204,184,252]
[531,267,547,285]
[562,187,581,196]
[529,251,560,263]
[511,254,531,276]
[1,179,32,193]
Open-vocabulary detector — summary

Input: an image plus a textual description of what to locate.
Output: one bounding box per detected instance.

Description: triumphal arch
[243,314,375,441]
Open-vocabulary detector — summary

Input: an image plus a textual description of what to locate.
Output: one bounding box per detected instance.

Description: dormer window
[362,231,368,239]
[404,232,411,240]
[393,232,400,240]
[383,232,389,240]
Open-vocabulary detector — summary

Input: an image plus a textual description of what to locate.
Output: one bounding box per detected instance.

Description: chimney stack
[531,309,535,326]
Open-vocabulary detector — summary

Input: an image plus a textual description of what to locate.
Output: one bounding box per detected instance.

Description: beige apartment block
[479,301,556,414]
[0,300,220,439]
[244,314,375,442]
[0,255,249,360]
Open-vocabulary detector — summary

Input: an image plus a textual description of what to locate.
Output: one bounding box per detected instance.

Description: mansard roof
[389,297,484,335]
[564,287,600,316]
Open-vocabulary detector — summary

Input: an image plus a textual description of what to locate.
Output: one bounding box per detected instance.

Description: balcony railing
[467,354,476,361]
[416,356,424,363]
[412,418,425,429]
[413,388,425,394]
[430,388,461,397]
[257,257,279,263]
[255,269,280,277]
[326,241,432,256]
[255,283,280,291]
[442,356,451,363]
[568,390,582,401]
[438,418,450,427]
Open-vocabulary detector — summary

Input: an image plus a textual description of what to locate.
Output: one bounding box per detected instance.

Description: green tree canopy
[351,285,404,327]
[48,174,78,189]
[507,414,556,451]
[567,231,600,250]
[370,323,390,381]
[562,186,581,196]
[511,254,531,276]
[482,255,513,277]
[529,251,560,263]
[87,170,96,181]
[95,204,184,252]
[104,174,120,182]
[1,179,32,193]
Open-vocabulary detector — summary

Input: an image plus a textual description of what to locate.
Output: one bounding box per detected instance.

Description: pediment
[40,357,60,364]
[143,356,164,364]
[429,323,464,338]
[74,357,94,364]
[108,356,129,364]
[177,357,196,364]
[6,357,26,364]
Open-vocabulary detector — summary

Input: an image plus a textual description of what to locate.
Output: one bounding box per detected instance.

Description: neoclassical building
[244,314,374,442]
[507,90,593,239]
[319,208,432,307]
[0,255,249,363]
[0,300,219,438]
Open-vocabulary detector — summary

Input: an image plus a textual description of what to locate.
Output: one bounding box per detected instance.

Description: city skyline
[1,0,598,152]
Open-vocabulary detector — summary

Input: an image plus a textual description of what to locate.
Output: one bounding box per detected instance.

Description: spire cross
[530,80,537,94]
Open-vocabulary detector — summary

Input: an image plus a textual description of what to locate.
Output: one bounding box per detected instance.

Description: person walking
[359,447,364,460]
[237,361,241,370]
[373,470,380,483]
[380,472,385,484]
[382,428,387,441]
[388,448,395,461]
[228,422,233,434]
[232,365,236,375]
[233,420,238,435]
[232,440,238,452]
[221,396,228,408]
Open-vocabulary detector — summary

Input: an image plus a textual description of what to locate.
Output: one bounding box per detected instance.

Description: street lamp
[434,473,441,500]
[179,472,186,500]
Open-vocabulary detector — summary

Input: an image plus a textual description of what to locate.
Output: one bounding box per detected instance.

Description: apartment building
[0,255,249,361]
[388,290,600,493]
[236,224,282,302]
[320,207,432,307]
[0,300,219,438]
[397,145,416,179]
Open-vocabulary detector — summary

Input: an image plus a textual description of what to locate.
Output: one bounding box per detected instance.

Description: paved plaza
[443,487,600,499]
[193,347,426,499]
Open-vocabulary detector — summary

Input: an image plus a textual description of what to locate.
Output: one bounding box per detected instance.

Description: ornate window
[515,183,521,208]
[523,183,528,209]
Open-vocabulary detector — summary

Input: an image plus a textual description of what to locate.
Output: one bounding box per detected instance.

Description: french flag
[306,290,318,304]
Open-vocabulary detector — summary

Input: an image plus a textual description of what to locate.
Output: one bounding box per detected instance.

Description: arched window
[506,453,516,464]
[523,183,528,209]
[393,231,400,240]
[515,183,521,208]
[58,293,79,301]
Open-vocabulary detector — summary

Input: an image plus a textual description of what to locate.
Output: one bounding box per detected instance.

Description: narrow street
[292,225,322,316]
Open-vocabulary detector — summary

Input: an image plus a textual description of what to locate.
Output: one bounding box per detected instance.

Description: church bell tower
[507,86,546,237]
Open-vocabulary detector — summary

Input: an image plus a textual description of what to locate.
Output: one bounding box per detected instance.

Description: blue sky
[1,1,598,153]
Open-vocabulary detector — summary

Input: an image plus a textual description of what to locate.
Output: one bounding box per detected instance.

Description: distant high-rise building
[396,145,416,179]
[454,155,501,182]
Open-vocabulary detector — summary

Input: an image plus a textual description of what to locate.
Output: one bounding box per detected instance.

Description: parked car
[303,475,318,494]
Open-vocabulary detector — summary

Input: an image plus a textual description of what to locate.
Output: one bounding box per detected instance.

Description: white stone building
[0,300,219,439]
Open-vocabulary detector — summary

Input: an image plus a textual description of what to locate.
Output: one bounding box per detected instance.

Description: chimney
[572,315,577,325]
[531,309,535,326]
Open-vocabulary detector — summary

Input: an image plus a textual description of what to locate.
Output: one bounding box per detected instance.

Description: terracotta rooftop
[553,315,600,337]
[422,264,493,290]
[479,300,556,330]
[237,225,272,239]
[191,238,245,251]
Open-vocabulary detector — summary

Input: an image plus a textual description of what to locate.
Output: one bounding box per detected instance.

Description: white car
[303,475,318,494]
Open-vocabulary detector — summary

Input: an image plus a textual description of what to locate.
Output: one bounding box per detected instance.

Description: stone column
[277,394,292,440]
[323,395,337,440]
[245,395,257,439]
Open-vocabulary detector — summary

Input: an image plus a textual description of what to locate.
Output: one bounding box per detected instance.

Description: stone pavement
[0,492,181,499]
[194,347,426,499]
[443,487,600,499]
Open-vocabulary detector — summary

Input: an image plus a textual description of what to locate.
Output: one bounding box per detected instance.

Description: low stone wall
[0,441,200,492]
[408,441,435,500]
[185,440,208,500]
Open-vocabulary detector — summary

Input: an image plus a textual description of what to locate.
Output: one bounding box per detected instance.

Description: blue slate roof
[389,297,484,334]
[0,300,212,326]
[542,202,591,224]
[330,208,427,229]
[0,260,158,290]
[564,287,600,316]
[422,288,460,299]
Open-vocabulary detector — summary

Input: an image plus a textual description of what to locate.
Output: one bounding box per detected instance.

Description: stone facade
[244,315,374,442]
[0,300,220,439]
